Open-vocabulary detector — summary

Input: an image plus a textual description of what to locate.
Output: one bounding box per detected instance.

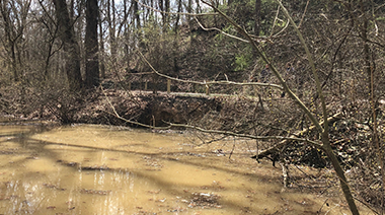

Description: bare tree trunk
[41,21,59,81]
[159,0,164,28]
[253,0,261,58]
[99,0,106,79]
[255,0,261,37]
[159,0,169,31]
[360,4,385,206]
[0,0,31,82]
[133,0,144,51]
[107,0,116,65]
[187,0,193,44]
[74,1,85,77]
[133,0,141,28]
[165,0,170,27]
[150,0,154,19]
[173,0,182,73]
[85,0,100,88]
[187,0,192,22]
[69,0,74,21]
[195,0,201,13]
[121,0,132,72]
[53,0,83,91]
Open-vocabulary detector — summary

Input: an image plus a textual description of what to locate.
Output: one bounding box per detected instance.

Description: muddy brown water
[0,123,371,214]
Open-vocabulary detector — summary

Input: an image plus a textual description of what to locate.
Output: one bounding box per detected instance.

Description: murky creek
[0,123,369,214]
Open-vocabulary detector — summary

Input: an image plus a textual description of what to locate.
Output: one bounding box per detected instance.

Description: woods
[1,0,385,214]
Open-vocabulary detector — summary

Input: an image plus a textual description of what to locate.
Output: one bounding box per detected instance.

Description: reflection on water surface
[0,124,369,214]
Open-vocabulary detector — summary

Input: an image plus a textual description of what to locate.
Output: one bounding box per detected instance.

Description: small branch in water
[228,137,236,160]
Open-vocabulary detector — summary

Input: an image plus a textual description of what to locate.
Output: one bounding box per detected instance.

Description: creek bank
[1,89,383,210]
[0,88,378,170]
[70,90,223,127]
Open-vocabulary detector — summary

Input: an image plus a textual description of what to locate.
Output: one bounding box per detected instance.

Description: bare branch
[298,0,310,29]
[274,0,325,132]
[194,17,273,44]
[37,0,58,29]
[269,5,280,37]
[270,18,289,38]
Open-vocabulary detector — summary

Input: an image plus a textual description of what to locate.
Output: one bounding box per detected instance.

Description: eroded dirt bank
[75,90,224,127]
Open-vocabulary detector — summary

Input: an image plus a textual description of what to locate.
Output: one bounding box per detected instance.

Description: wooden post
[350,79,356,103]
[128,82,131,90]
[167,79,171,94]
[243,80,247,95]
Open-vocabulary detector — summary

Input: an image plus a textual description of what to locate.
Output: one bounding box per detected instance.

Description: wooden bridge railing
[122,73,258,96]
